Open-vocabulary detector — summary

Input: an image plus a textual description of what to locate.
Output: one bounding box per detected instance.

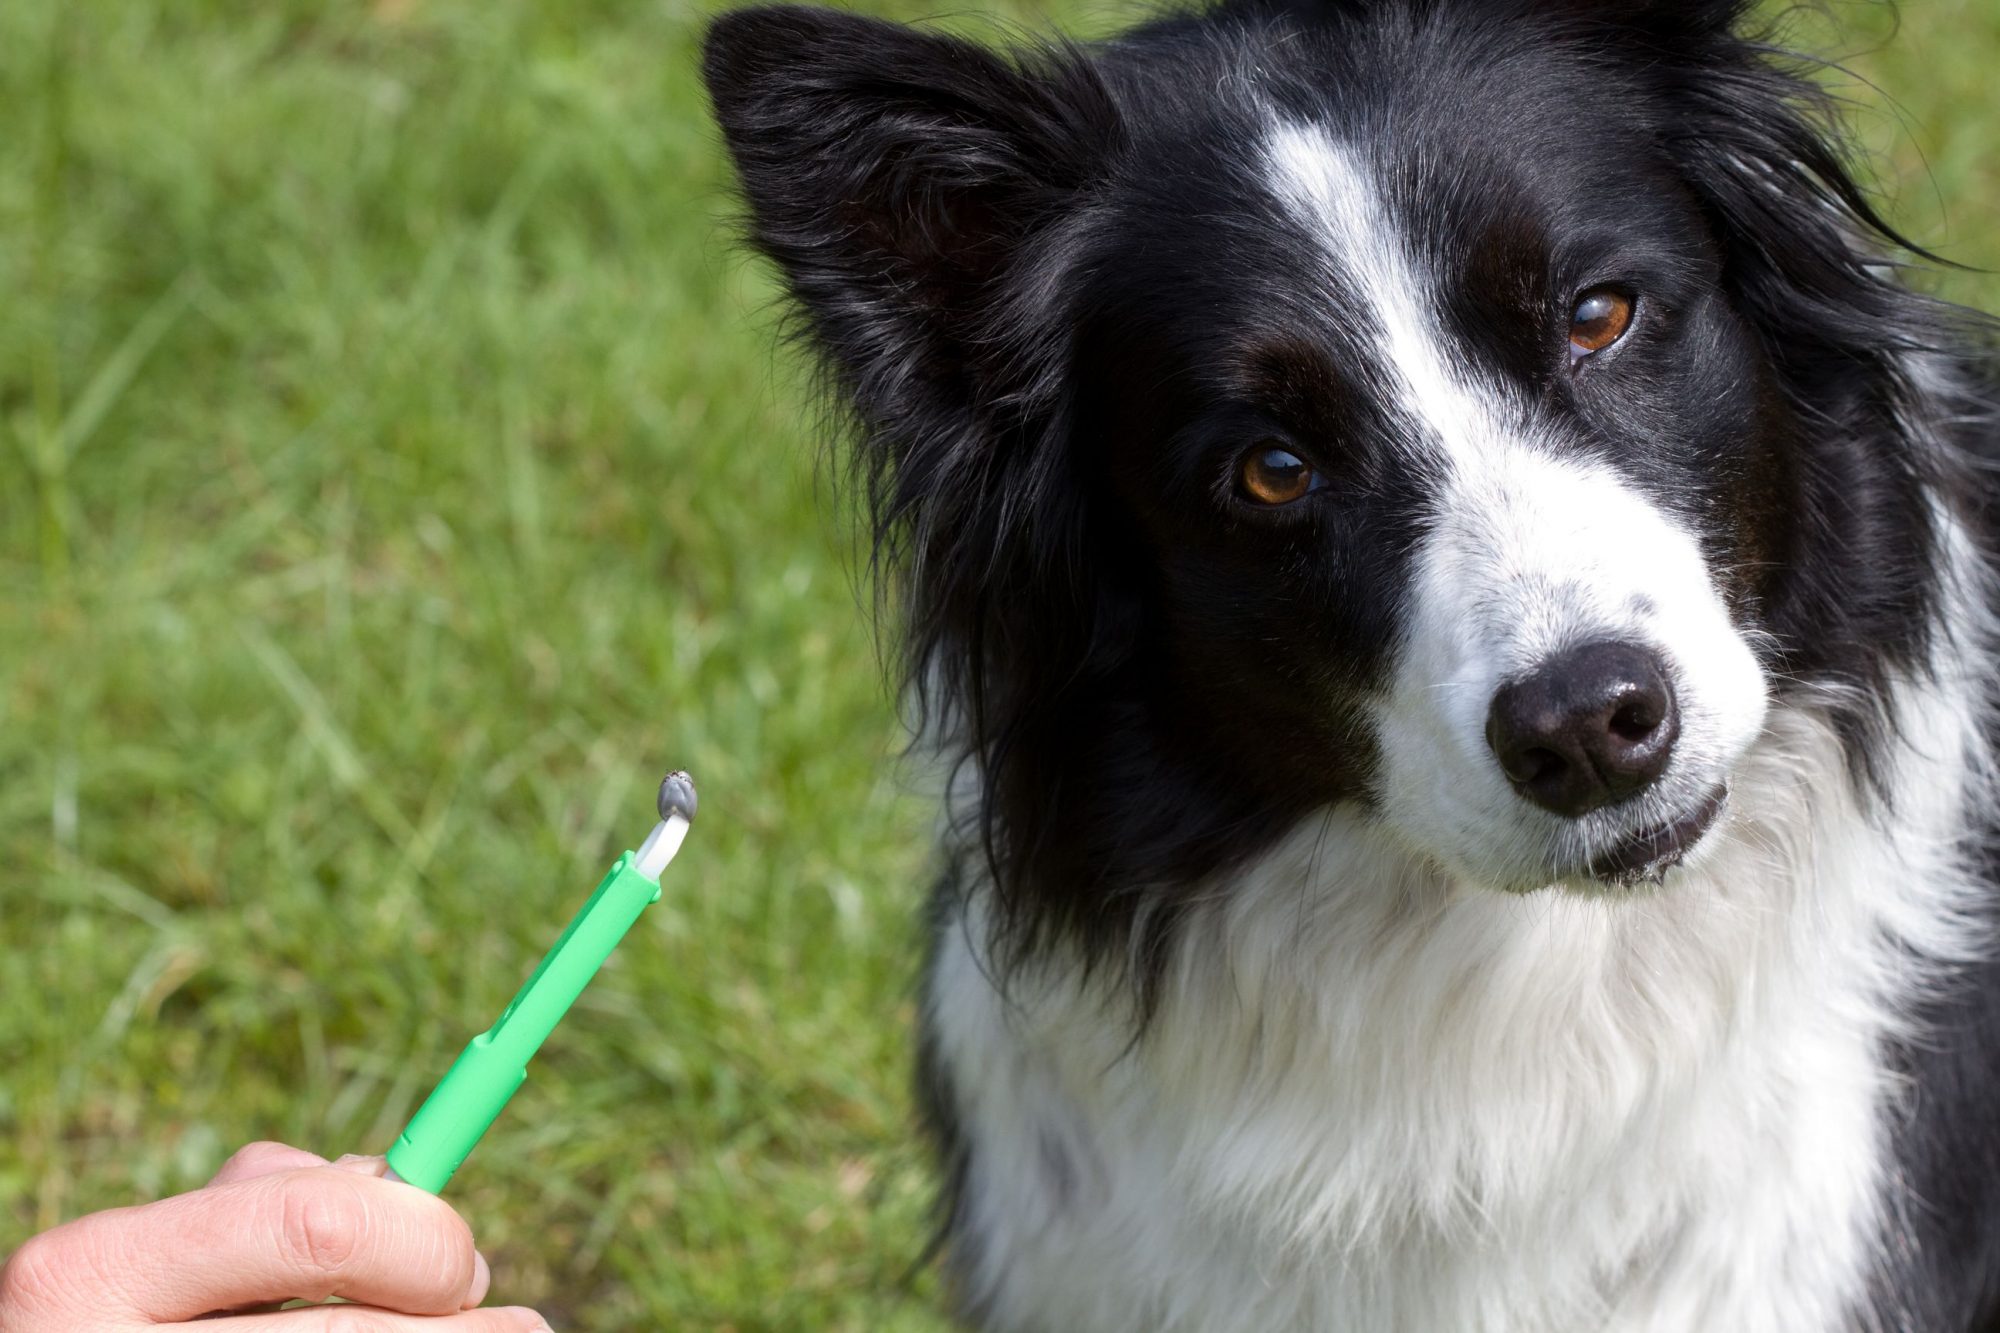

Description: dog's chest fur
[924,691,1983,1333]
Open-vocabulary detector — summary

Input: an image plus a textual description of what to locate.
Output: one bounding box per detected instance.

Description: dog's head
[704,0,1951,960]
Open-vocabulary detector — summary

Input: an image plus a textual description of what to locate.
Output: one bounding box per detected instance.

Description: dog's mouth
[1586,786,1728,886]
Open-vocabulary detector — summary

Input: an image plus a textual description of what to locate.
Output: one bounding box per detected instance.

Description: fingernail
[464,1250,492,1309]
[331,1153,389,1176]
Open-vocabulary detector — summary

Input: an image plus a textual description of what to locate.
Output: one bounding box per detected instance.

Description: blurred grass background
[0,1,1992,1328]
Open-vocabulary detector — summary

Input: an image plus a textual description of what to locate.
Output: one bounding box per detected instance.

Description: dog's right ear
[702,6,1119,419]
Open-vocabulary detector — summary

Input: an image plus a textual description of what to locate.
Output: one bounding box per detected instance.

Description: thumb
[327,1154,392,1179]
[205,1142,332,1189]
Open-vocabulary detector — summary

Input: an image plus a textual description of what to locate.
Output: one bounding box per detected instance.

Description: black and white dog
[703,0,2000,1327]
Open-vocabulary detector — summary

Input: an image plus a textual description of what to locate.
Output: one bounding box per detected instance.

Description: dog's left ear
[704,6,1129,817]
[702,5,1120,418]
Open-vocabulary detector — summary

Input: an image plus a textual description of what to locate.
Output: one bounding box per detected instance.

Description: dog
[702,0,2000,1327]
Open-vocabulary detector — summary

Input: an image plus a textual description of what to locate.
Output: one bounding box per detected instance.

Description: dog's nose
[1485,641,1678,817]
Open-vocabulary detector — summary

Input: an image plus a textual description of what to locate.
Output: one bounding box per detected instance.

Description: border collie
[702,1,2000,1327]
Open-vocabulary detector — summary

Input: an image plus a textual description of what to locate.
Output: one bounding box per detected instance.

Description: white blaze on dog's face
[1263,121,1770,892]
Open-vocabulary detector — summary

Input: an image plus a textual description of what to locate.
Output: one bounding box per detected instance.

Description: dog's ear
[704,6,1128,825]
[1630,0,1964,788]
[1645,22,1936,377]
[702,6,1119,416]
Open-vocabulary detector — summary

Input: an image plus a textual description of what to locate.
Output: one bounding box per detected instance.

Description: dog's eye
[1237,444,1321,506]
[1569,288,1635,359]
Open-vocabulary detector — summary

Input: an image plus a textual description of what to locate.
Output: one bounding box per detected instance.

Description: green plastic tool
[384,771,698,1194]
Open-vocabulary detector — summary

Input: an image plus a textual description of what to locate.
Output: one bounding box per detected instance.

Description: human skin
[0,1142,551,1331]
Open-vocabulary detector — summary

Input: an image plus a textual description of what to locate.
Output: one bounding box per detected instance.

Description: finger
[78,1167,486,1321]
[179,1250,490,1319]
[328,1155,390,1179]
[215,1156,489,1311]
[465,1249,493,1309]
[208,1143,333,1189]
[317,1158,489,1307]
[180,1306,552,1332]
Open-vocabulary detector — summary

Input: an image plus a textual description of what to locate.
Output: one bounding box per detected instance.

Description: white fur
[930,655,1986,1332]
[1264,120,1769,890]
[917,119,1997,1333]
[1378,441,1770,889]
[1260,121,1500,467]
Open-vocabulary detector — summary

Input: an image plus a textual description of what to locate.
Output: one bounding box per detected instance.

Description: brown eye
[1569,288,1635,357]
[1237,444,1319,506]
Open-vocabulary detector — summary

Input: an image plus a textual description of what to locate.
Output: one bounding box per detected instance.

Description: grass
[0,1,1994,1328]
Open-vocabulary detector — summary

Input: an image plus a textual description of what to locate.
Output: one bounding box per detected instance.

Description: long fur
[703,1,2000,1327]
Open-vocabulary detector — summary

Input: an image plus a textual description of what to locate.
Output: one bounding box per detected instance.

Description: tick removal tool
[384,770,699,1193]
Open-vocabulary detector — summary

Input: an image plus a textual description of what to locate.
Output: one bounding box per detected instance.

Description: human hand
[0,1142,551,1331]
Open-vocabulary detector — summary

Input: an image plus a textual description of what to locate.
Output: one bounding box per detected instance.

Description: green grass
[0,2,1994,1328]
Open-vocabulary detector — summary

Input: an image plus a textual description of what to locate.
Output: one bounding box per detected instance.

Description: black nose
[1485,641,1679,817]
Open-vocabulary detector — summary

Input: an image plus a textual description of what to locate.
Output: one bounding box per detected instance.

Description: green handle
[386,851,663,1193]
